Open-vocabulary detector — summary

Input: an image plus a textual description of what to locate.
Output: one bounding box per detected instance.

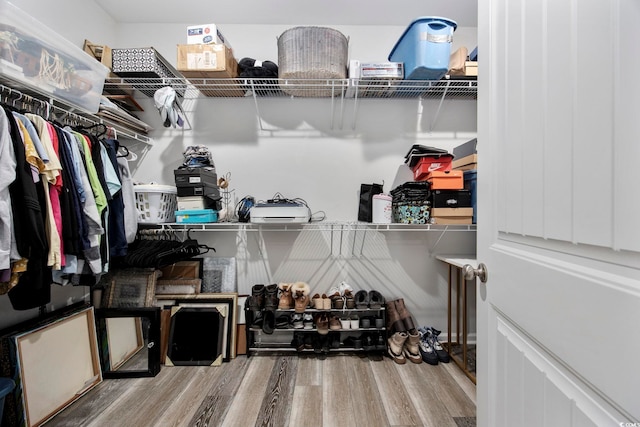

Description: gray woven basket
[277,26,348,97]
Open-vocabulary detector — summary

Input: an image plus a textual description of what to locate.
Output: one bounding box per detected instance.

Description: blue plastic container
[388,16,458,80]
[463,170,477,224]
[175,209,218,223]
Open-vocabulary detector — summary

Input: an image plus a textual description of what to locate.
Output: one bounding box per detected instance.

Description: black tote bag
[358,183,384,222]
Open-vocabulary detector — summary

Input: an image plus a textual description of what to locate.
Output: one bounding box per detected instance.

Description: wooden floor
[47,353,476,427]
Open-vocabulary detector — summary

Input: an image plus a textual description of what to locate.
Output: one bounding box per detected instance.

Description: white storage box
[134,184,178,224]
[186,23,232,49]
[0,0,109,113]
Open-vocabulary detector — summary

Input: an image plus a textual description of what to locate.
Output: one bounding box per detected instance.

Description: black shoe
[361,333,375,351]
[275,314,290,329]
[425,327,450,363]
[262,310,275,334]
[418,330,439,365]
[291,332,305,352]
[354,290,369,308]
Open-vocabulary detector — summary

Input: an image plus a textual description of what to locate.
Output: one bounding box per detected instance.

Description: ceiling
[94,0,478,27]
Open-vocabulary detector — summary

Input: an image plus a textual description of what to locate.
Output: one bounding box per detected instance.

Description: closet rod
[0,82,152,144]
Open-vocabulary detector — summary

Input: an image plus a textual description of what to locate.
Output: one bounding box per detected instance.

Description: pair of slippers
[354,290,385,309]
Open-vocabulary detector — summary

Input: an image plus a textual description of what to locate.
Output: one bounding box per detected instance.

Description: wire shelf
[103,76,477,100]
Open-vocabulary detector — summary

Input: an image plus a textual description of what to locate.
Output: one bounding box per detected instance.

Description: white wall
[0,3,478,334]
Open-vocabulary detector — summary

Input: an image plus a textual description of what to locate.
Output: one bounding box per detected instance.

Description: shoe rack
[244,304,387,357]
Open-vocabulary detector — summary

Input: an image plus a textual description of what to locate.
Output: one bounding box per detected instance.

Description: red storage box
[425,170,464,190]
[412,154,453,180]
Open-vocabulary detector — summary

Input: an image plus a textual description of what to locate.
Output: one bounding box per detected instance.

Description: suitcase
[430,189,472,208]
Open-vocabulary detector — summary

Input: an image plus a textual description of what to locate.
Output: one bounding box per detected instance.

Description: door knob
[462,263,488,283]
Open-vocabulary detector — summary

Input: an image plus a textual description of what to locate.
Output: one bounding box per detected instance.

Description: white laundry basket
[134,184,178,224]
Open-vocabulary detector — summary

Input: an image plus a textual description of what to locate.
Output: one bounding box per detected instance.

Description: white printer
[249,202,311,223]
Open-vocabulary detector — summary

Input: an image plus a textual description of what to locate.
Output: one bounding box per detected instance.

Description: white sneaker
[292,314,304,329]
[303,313,314,329]
[339,281,353,296]
[326,285,341,299]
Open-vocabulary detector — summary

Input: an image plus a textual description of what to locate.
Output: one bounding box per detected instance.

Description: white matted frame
[105,317,144,371]
[12,306,102,427]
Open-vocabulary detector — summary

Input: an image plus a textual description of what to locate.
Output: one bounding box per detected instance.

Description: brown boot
[278,283,294,309]
[291,282,311,313]
[387,332,408,364]
[403,330,423,364]
[386,299,406,333]
[394,298,416,331]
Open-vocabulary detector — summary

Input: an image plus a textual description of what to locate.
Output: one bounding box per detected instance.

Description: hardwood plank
[420,363,476,417]
[45,377,142,427]
[45,354,476,427]
[322,354,359,426]
[370,357,422,426]
[442,362,476,405]
[295,354,323,386]
[346,355,389,427]
[79,367,192,427]
[397,362,459,427]
[189,357,251,427]
[289,385,322,427]
[219,355,276,426]
[254,355,298,426]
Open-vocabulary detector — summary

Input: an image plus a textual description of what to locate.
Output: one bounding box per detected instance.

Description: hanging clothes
[3,106,51,309]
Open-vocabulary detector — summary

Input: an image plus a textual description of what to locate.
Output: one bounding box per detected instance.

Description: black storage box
[174,167,218,188]
[430,189,472,208]
[176,185,221,199]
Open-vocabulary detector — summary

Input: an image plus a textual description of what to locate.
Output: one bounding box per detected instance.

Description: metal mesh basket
[277,26,348,97]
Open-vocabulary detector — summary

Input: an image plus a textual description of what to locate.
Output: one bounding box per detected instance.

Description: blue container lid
[0,377,15,396]
[389,16,458,61]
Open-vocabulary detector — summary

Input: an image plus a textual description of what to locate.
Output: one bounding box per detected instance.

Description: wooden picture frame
[11,306,102,427]
[156,293,238,361]
[106,269,159,308]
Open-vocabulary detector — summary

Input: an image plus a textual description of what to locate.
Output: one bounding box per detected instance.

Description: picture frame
[9,306,102,427]
[166,306,225,367]
[155,293,238,361]
[106,269,159,308]
[200,257,236,293]
[95,308,161,379]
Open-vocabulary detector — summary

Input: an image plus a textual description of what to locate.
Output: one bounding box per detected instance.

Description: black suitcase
[429,189,472,208]
[174,167,218,188]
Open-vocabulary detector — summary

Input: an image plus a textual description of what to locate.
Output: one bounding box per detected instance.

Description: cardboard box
[431,207,473,225]
[236,325,247,355]
[425,170,464,190]
[187,23,232,49]
[177,44,243,97]
[83,40,116,77]
[465,61,478,76]
[431,216,473,225]
[452,153,478,170]
[359,62,404,79]
[177,44,238,76]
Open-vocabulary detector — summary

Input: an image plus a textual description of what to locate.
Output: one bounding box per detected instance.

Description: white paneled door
[477,0,640,426]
